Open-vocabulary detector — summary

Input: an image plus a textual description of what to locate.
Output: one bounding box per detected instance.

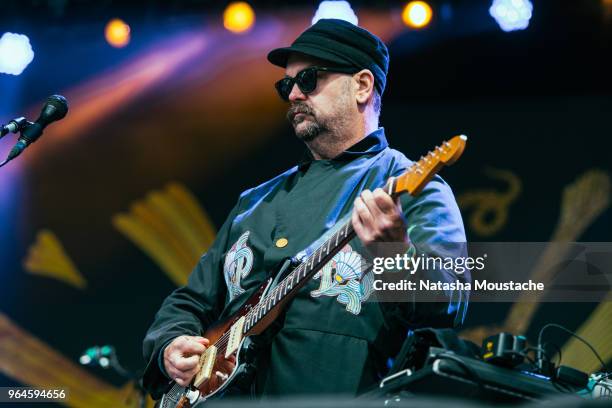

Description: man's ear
[354,69,375,105]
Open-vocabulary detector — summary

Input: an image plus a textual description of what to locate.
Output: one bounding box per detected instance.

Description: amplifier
[361,348,580,403]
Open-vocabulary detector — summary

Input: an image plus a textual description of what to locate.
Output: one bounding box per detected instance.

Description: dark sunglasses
[274,66,357,101]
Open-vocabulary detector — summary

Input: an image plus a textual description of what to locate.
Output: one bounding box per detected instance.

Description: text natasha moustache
[373,279,545,291]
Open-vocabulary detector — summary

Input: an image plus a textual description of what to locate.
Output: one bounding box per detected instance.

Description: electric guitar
[157,135,468,407]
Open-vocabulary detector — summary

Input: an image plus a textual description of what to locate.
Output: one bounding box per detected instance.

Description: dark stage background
[0,1,610,406]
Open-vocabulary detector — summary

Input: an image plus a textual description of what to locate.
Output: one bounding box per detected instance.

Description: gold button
[275,238,288,248]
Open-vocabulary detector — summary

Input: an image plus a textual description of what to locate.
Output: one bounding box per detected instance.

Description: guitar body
[155,135,468,408]
[158,276,274,408]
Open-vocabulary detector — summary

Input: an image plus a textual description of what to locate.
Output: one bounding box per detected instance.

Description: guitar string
[198,242,323,360]
[194,217,373,394]
[209,227,351,353]
[194,223,355,382]
[212,261,306,351]
[193,221,357,393]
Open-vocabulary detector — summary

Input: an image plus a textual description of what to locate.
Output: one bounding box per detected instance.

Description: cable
[538,323,609,373]
[526,345,561,366]
[543,342,563,365]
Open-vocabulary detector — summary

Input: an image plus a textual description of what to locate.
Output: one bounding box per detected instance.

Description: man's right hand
[163,335,209,387]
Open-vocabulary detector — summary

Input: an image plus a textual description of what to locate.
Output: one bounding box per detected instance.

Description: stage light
[223,2,256,34]
[402,1,433,29]
[489,0,533,32]
[312,1,358,25]
[0,32,34,75]
[105,18,130,48]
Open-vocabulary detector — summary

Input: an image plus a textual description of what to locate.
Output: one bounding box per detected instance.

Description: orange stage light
[105,18,130,48]
[223,2,256,34]
[402,1,433,29]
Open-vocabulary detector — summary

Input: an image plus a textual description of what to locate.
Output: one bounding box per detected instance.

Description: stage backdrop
[0,4,610,407]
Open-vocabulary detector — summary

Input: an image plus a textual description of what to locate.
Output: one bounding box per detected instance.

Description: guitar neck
[241,134,467,336]
[242,217,356,334]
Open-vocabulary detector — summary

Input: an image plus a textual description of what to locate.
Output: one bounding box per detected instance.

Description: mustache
[286,103,315,122]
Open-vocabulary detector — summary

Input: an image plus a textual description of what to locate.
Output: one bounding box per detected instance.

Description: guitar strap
[269,258,293,289]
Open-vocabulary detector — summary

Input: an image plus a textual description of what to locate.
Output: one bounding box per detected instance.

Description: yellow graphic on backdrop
[561,294,612,373]
[457,167,522,237]
[503,169,611,335]
[113,182,217,286]
[461,170,611,351]
[0,313,137,408]
[23,230,86,289]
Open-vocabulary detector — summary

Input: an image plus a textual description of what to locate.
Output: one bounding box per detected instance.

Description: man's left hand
[352,188,410,258]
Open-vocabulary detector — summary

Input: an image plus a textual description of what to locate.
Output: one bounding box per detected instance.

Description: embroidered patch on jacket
[224,231,254,300]
[311,244,374,315]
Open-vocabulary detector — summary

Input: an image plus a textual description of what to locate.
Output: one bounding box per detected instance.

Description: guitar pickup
[225,316,245,358]
[193,345,217,387]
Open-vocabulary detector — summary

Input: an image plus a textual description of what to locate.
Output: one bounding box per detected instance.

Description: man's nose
[288,83,307,102]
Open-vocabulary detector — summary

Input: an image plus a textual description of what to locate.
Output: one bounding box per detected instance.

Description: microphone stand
[0,120,33,169]
[0,125,9,167]
[0,117,29,139]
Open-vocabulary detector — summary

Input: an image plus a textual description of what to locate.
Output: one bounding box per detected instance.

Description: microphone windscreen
[44,95,69,120]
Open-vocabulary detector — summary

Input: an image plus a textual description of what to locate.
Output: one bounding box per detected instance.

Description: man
[142,19,468,399]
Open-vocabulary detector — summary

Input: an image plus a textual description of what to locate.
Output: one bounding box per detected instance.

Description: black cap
[267,19,389,95]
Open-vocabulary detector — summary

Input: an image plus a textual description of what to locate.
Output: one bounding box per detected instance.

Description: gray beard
[287,102,330,142]
[294,119,327,142]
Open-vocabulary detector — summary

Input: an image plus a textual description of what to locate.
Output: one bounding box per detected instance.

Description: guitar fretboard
[239,135,466,334]
[242,218,357,333]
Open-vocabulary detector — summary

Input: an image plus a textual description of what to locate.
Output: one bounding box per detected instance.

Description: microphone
[5,95,68,162]
[0,117,28,139]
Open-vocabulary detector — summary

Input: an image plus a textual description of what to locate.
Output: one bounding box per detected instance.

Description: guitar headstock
[438,134,467,165]
[391,135,467,197]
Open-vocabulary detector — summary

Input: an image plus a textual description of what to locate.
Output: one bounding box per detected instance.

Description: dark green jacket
[142,128,468,398]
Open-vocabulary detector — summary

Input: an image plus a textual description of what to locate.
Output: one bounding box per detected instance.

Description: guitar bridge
[193,345,217,387]
[226,316,245,358]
